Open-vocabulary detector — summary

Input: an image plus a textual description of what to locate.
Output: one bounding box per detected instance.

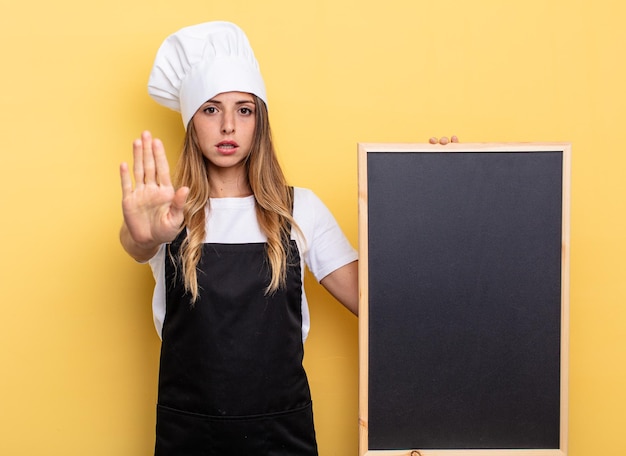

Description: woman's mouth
[216,141,239,154]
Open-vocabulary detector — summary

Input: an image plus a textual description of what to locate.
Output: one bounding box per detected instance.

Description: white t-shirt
[148,187,358,341]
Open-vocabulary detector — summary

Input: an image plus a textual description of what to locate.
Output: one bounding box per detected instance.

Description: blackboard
[357,143,570,456]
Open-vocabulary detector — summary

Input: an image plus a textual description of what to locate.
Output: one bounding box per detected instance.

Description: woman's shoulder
[292,186,337,225]
[293,186,321,203]
[292,186,327,211]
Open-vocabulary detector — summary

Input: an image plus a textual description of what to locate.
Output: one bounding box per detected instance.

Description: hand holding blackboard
[428,135,459,145]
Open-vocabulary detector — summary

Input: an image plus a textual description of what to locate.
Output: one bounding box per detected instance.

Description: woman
[120,22,358,455]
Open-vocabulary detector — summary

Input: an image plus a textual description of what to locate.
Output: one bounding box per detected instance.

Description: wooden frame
[358,143,571,456]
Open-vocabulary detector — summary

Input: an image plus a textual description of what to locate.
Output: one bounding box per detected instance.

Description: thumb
[171,186,190,216]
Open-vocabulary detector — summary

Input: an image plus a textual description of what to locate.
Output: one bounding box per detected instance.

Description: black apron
[155,226,318,455]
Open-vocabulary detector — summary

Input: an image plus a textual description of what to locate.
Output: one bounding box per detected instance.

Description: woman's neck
[207,166,252,198]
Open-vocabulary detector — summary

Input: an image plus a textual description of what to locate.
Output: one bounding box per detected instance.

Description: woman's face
[191,91,256,172]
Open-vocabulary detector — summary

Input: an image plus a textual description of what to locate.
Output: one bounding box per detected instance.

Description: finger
[120,162,133,198]
[142,131,157,184]
[429,137,438,144]
[451,135,459,143]
[152,138,172,187]
[439,137,450,145]
[132,137,144,187]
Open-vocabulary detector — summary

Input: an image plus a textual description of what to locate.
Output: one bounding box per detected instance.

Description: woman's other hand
[429,135,459,145]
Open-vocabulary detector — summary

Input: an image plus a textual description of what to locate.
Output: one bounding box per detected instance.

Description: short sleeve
[292,188,358,282]
[148,244,167,336]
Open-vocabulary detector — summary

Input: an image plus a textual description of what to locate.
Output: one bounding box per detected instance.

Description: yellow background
[1,0,624,455]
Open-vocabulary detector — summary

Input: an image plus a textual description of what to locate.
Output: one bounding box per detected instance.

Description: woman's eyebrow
[204,99,254,105]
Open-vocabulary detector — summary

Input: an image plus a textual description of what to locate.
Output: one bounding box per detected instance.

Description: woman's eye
[204,106,217,114]
[239,107,253,115]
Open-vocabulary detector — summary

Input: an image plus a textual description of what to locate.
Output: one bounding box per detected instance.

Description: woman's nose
[221,113,235,134]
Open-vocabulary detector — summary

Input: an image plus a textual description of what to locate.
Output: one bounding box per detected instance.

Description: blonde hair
[172,95,301,302]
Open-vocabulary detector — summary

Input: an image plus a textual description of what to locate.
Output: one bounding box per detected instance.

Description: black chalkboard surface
[358,144,570,456]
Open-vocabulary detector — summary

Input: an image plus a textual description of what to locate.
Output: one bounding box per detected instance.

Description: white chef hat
[148,21,267,128]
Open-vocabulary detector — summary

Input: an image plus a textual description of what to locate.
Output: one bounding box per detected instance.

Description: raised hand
[119,131,189,261]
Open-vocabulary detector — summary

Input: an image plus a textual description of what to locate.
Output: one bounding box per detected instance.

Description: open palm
[120,131,189,249]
